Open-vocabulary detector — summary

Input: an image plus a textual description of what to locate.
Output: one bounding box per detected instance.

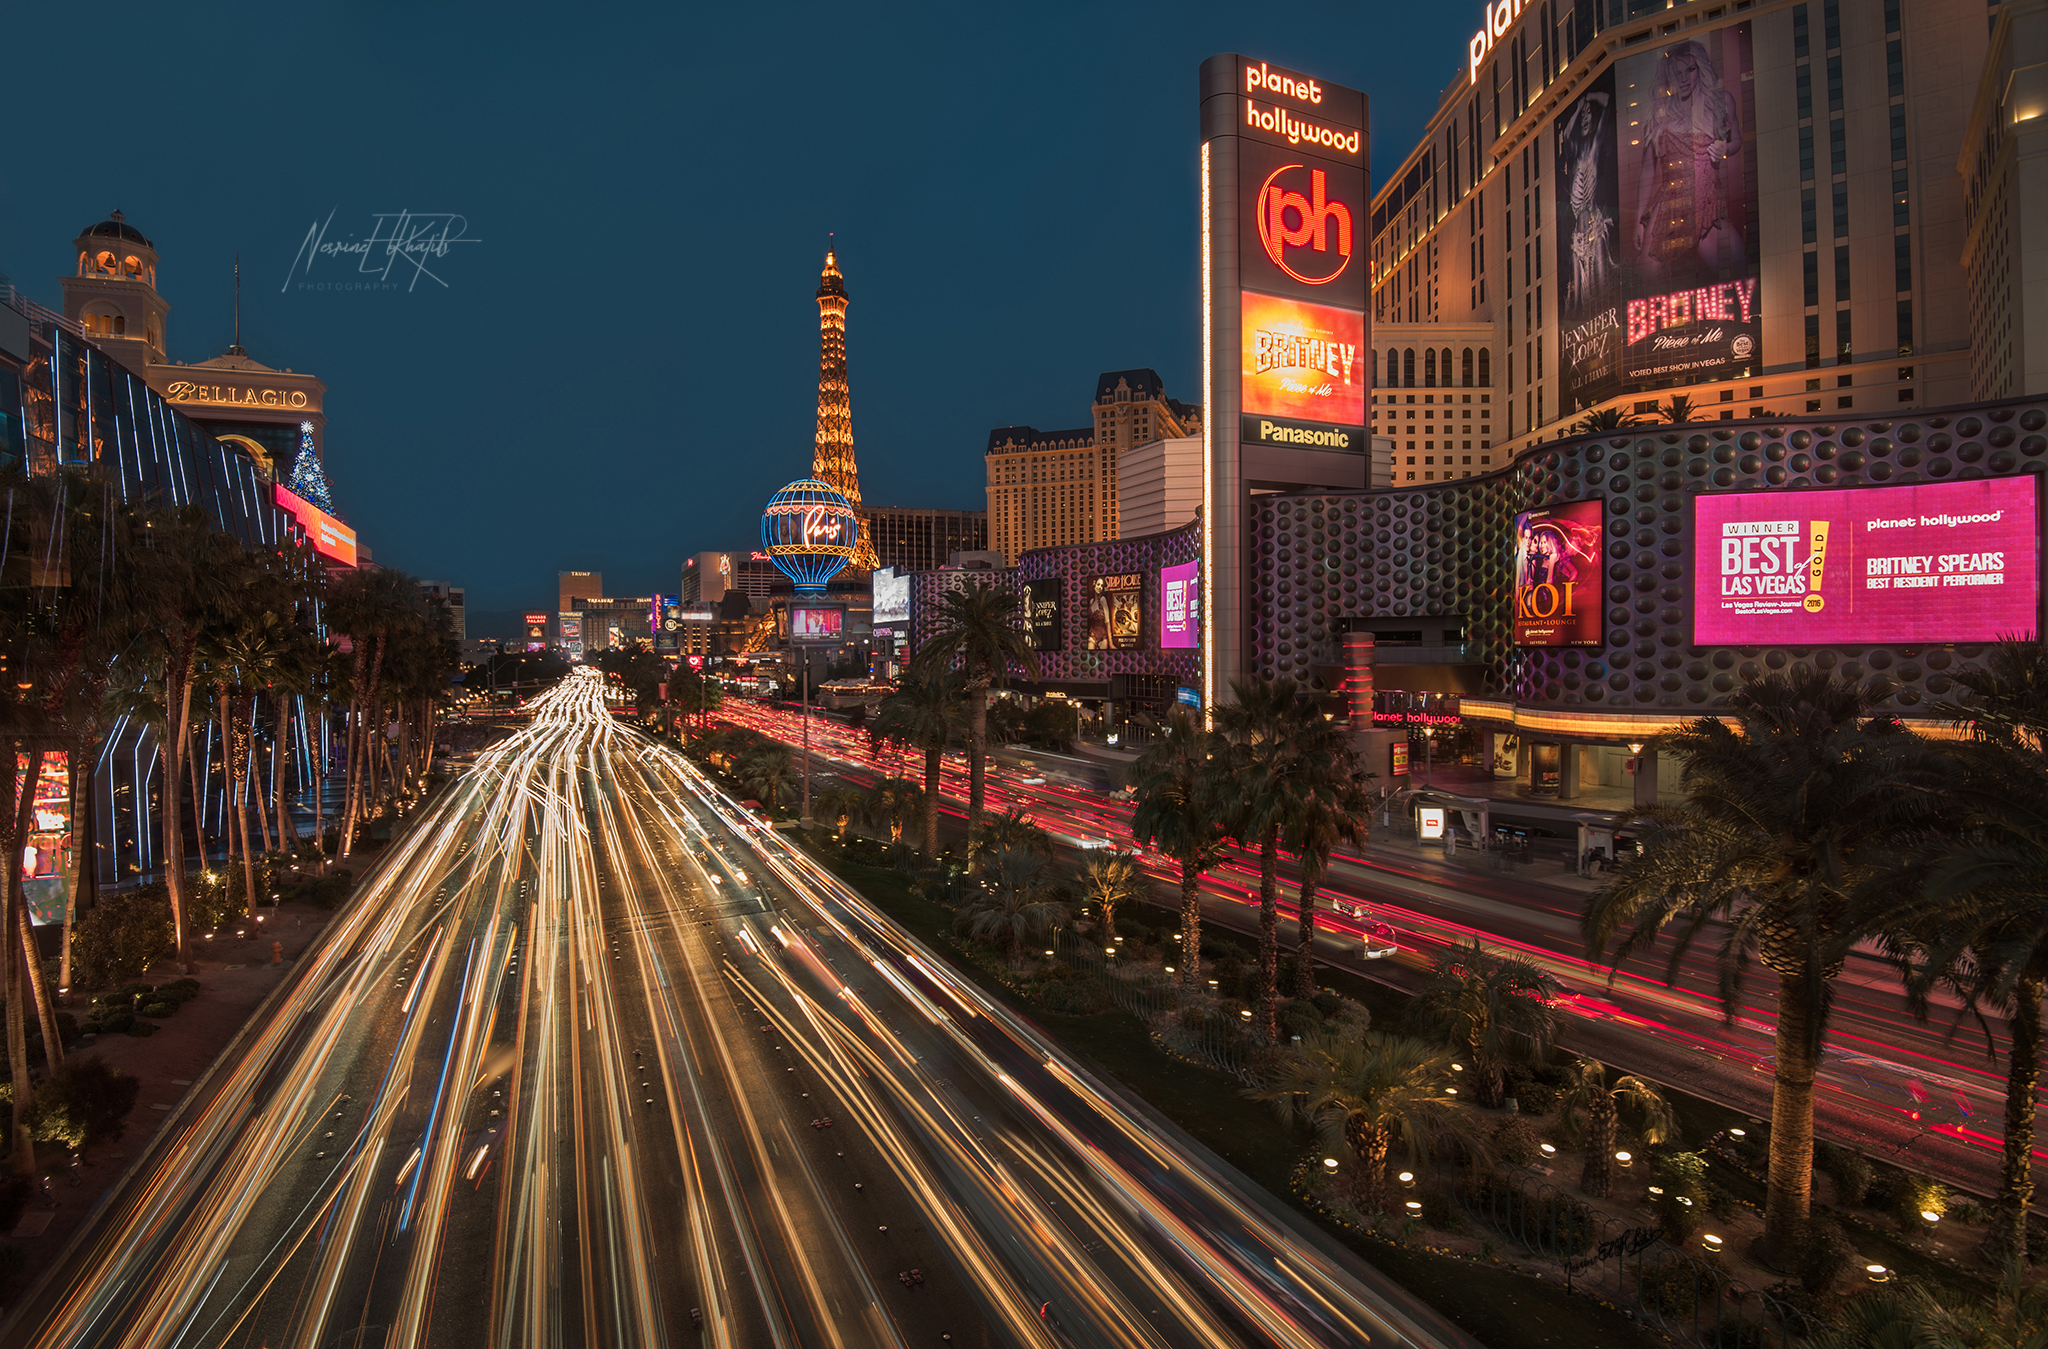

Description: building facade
[1369,0,1997,464]
[864,505,988,573]
[1116,436,1202,538]
[1963,0,2048,401]
[1371,324,1502,482]
[420,580,466,645]
[986,369,1202,563]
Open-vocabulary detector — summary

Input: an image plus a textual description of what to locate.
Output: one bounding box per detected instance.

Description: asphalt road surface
[718,699,2046,1205]
[7,671,1475,1349]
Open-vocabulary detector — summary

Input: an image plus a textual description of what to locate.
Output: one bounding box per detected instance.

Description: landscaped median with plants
[789,826,2046,1348]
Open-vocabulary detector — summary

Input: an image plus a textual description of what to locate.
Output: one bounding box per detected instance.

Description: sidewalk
[0,897,340,1300]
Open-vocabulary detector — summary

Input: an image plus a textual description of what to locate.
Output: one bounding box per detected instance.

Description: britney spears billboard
[1693,478,2041,645]
[1512,500,1604,646]
[1240,292,1365,426]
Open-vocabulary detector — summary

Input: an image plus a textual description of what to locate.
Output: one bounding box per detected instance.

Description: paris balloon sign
[762,479,858,594]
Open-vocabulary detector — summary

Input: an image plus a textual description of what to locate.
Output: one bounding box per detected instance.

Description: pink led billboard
[1160,560,1200,649]
[1693,478,2041,645]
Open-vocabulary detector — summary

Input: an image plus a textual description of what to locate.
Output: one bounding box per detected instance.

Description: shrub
[71,889,174,991]
[1899,1174,1949,1228]
[22,1057,141,1147]
[1418,1188,1462,1231]
[1310,991,1344,1019]
[1706,1183,1744,1221]
[1796,1217,1856,1295]
[140,1001,175,1019]
[1036,978,1109,1016]
[1636,1260,1706,1319]
[299,867,355,911]
[1814,1139,1873,1205]
[1650,1150,1709,1240]
[1493,1116,1544,1166]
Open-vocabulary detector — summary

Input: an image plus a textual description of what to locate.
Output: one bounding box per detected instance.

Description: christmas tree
[285,420,337,515]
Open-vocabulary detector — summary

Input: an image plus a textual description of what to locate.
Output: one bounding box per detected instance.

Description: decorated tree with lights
[285,420,336,514]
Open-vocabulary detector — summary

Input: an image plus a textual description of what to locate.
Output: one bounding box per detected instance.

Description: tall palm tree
[1281,710,1373,998]
[812,784,865,836]
[134,505,244,969]
[1076,850,1144,947]
[1213,676,1306,1041]
[873,668,963,855]
[1556,1057,1674,1197]
[861,776,923,846]
[911,580,1034,841]
[1131,708,1229,990]
[1585,669,1945,1264]
[1406,938,1563,1109]
[1881,640,2048,1264]
[217,609,296,922]
[1250,1030,1481,1217]
[956,844,1069,961]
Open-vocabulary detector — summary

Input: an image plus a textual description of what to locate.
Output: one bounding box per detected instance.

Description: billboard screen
[790,606,844,641]
[1694,478,2042,645]
[872,567,910,626]
[1021,577,1063,651]
[21,751,69,925]
[274,484,358,567]
[1087,574,1144,651]
[1240,292,1365,428]
[1513,500,1605,646]
[1555,24,1759,415]
[524,611,548,652]
[651,595,680,653]
[1160,559,1201,649]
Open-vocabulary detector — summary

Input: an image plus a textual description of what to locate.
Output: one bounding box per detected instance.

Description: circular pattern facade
[1249,399,2048,713]
[762,479,858,593]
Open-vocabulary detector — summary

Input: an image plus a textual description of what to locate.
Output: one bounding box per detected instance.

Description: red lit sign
[1256,165,1353,285]
[274,484,358,567]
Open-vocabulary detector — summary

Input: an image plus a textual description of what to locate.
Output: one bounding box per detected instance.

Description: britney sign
[1693,478,2042,645]
[1512,500,1604,646]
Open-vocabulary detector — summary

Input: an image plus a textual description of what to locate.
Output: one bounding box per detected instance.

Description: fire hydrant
[271,940,284,966]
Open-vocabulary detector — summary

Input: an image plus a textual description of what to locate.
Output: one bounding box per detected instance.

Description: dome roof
[78,210,151,248]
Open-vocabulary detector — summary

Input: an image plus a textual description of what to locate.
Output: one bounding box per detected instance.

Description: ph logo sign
[1257,165,1353,285]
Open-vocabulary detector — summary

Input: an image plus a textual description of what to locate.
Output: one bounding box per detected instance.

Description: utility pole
[800,652,814,829]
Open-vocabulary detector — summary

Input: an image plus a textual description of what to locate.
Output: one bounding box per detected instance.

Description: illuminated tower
[812,250,879,571]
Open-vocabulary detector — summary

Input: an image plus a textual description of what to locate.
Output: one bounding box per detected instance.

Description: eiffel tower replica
[812,249,879,572]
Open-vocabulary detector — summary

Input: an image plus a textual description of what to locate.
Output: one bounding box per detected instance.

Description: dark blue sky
[2,3,1472,639]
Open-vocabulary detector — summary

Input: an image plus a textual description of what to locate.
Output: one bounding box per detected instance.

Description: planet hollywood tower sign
[1200,56,1369,720]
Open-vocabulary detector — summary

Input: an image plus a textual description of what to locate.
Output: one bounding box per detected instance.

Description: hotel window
[1837,308,1852,362]
[1834,245,1850,302]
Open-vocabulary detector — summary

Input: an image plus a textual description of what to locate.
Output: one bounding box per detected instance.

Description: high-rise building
[419,580,466,645]
[1116,436,1202,538]
[559,570,602,611]
[683,551,784,607]
[1366,0,2004,462]
[985,369,1201,563]
[1963,0,2048,400]
[863,506,988,573]
[59,212,333,485]
[811,251,880,571]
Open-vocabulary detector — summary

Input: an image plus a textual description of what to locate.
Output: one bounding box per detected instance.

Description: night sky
[1,3,1472,641]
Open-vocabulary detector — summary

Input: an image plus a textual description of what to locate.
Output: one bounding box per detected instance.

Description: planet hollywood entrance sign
[1201,55,1369,720]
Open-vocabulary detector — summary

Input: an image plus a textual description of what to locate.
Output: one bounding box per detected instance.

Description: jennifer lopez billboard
[1556,24,1759,414]
[1694,478,2041,645]
[1512,500,1604,647]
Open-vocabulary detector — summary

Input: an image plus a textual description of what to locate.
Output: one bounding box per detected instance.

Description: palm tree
[956,844,1069,961]
[1281,711,1373,998]
[967,809,1052,871]
[1213,676,1309,1042]
[1881,640,2048,1264]
[1657,394,1697,424]
[1250,1030,1481,1217]
[1131,709,1229,990]
[735,742,796,811]
[861,777,923,846]
[1556,1058,1674,1197]
[1567,407,1645,435]
[217,608,295,922]
[1805,1262,2048,1349]
[911,580,1034,841]
[1406,938,1564,1110]
[812,784,865,836]
[873,668,962,855]
[1585,669,1945,1265]
[1077,851,1144,947]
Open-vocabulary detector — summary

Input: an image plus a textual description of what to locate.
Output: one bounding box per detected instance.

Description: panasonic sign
[1469,0,1533,84]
